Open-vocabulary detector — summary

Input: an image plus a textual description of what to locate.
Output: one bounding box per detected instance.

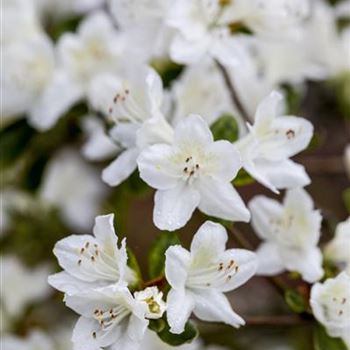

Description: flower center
[144,296,161,314]
[182,156,201,182]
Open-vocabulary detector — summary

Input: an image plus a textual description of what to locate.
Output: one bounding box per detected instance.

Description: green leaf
[313,324,347,350]
[0,119,35,169]
[285,289,307,313]
[126,248,142,288]
[232,168,255,187]
[148,319,166,333]
[157,320,198,346]
[148,231,180,280]
[210,114,239,143]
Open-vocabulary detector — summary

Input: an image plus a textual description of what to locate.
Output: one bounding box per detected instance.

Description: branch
[215,60,251,123]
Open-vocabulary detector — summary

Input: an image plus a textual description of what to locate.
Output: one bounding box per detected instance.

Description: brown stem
[143,275,167,289]
[215,59,251,123]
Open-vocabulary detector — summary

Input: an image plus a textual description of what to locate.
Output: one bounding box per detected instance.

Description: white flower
[110,0,173,61]
[137,114,250,231]
[48,214,136,295]
[166,0,245,66]
[249,187,324,283]
[235,91,313,193]
[2,330,55,350]
[29,11,127,130]
[81,115,119,162]
[88,66,174,187]
[66,285,164,350]
[325,218,350,275]
[165,221,257,334]
[0,256,52,319]
[40,149,107,231]
[134,286,167,320]
[310,272,350,347]
[170,58,245,133]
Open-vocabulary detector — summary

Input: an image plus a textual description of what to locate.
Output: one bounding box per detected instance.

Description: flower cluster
[2,0,350,349]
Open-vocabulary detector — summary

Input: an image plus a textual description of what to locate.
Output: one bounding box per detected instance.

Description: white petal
[259,116,314,161]
[197,178,250,222]
[174,114,213,148]
[127,314,148,342]
[72,317,101,350]
[255,242,285,276]
[165,245,191,289]
[53,235,99,282]
[110,124,138,149]
[190,221,228,257]
[206,140,242,182]
[246,159,310,192]
[136,116,174,149]
[282,247,324,283]
[254,91,285,129]
[153,185,200,231]
[192,289,245,328]
[29,70,82,131]
[170,34,209,64]
[93,214,117,247]
[102,148,139,187]
[283,187,314,212]
[249,195,283,240]
[166,288,195,334]
[137,144,181,190]
[219,249,258,292]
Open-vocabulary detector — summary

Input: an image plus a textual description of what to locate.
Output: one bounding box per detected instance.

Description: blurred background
[1,0,349,349]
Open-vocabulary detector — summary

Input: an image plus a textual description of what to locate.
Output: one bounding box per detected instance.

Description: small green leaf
[210,114,239,143]
[148,319,166,333]
[313,324,347,350]
[127,248,142,287]
[232,168,255,187]
[148,232,180,280]
[285,289,307,313]
[157,320,198,346]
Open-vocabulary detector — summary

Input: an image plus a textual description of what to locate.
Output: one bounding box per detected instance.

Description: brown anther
[185,157,191,162]
[206,283,211,286]
[195,164,199,169]
[339,310,343,315]
[95,250,99,256]
[190,170,195,176]
[80,247,85,254]
[85,242,90,248]
[78,259,82,266]
[91,256,95,262]
[94,309,99,315]
[92,332,97,339]
[342,298,347,304]
[286,129,295,139]
[184,167,188,173]
[125,89,129,94]
[108,107,113,114]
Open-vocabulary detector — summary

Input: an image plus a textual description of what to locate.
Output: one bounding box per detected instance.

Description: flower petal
[93,214,117,248]
[102,148,139,187]
[190,221,228,258]
[219,249,257,292]
[137,144,181,190]
[192,289,245,328]
[206,140,242,182]
[255,242,285,276]
[197,178,250,222]
[166,288,195,334]
[72,317,101,350]
[281,246,324,283]
[174,114,213,148]
[249,195,283,240]
[153,185,200,231]
[165,245,191,289]
[29,70,82,131]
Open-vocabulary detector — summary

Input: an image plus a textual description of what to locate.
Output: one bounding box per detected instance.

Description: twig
[215,59,251,123]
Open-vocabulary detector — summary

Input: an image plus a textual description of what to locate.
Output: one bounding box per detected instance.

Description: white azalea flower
[81,115,119,162]
[40,149,107,231]
[2,330,55,350]
[110,0,173,61]
[165,221,257,334]
[166,0,309,65]
[170,58,245,133]
[48,214,136,295]
[310,272,350,347]
[325,218,350,275]
[66,285,165,350]
[138,114,250,231]
[134,286,167,320]
[0,256,52,319]
[88,66,174,187]
[249,187,324,283]
[235,91,313,193]
[29,11,127,130]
